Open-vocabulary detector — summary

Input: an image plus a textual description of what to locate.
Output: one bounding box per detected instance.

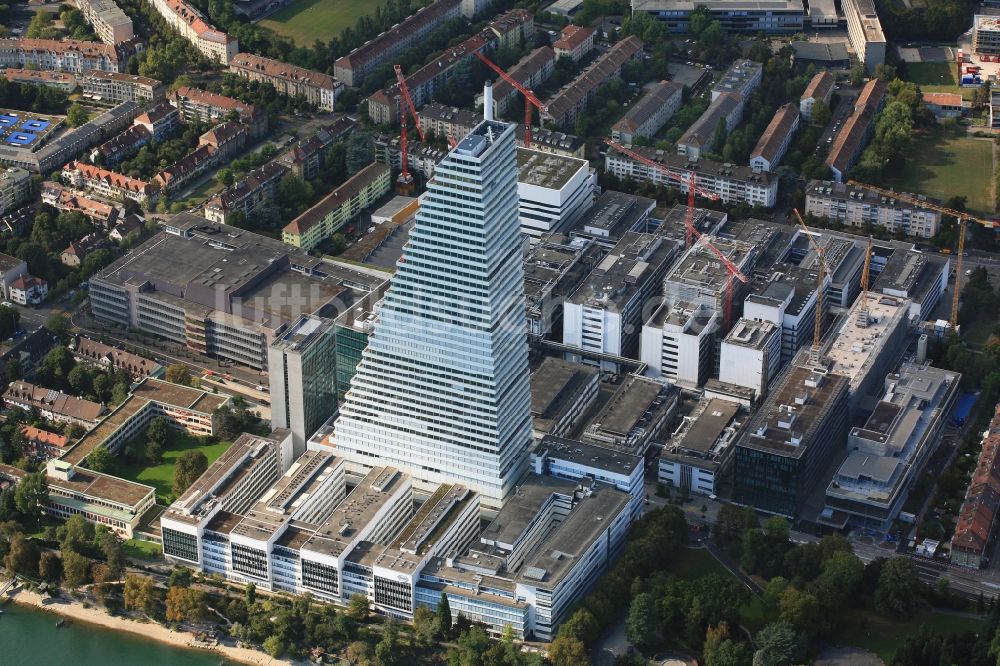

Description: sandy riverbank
[8,587,298,666]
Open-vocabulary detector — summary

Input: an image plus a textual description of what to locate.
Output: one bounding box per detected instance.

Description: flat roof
[0,462,153,509]
[589,374,669,437]
[517,148,588,190]
[825,294,910,388]
[567,231,680,308]
[531,357,598,419]
[537,435,642,476]
[664,236,755,298]
[633,0,804,11]
[669,397,741,455]
[574,190,655,237]
[481,474,577,547]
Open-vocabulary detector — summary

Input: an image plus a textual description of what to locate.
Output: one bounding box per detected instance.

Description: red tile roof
[552,25,593,51]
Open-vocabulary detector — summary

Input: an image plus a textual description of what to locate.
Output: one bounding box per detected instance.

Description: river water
[1,601,229,666]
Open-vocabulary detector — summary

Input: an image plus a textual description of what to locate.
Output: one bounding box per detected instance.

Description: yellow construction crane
[847,180,997,329]
[793,208,830,358]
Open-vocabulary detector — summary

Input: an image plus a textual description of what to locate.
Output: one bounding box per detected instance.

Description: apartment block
[43,183,120,226]
[632,0,804,33]
[133,102,180,141]
[825,78,887,182]
[800,70,835,122]
[204,161,288,224]
[677,93,743,160]
[62,160,155,206]
[171,86,267,138]
[69,334,163,379]
[483,47,555,117]
[230,53,343,112]
[3,380,105,425]
[75,0,133,45]
[0,38,120,73]
[80,71,164,104]
[282,162,392,251]
[952,404,1000,568]
[148,0,238,63]
[0,167,31,216]
[551,24,595,62]
[90,124,151,166]
[712,59,763,102]
[611,80,683,144]
[805,179,942,238]
[750,103,799,173]
[2,68,77,93]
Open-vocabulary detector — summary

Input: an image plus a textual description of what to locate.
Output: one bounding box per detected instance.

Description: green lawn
[905,61,974,101]
[671,547,731,580]
[124,539,163,560]
[259,0,389,46]
[833,609,986,662]
[884,125,994,215]
[113,434,232,503]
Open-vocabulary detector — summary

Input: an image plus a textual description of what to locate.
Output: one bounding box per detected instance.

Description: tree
[86,446,114,473]
[436,591,452,638]
[60,514,95,554]
[811,100,832,126]
[165,585,207,623]
[413,605,436,645]
[91,562,111,606]
[164,364,192,386]
[100,529,124,579]
[704,622,751,666]
[753,621,802,666]
[850,63,866,87]
[262,635,285,658]
[145,417,170,463]
[374,618,402,666]
[46,313,70,340]
[345,131,373,175]
[66,103,90,128]
[245,581,256,605]
[0,305,20,340]
[347,592,369,621]
[168,565,193,588]
[777,586,819,634]
[816,550,864,611]
[26,9,57,39]
[124,574,156,614]
[549,636,590,666]
[874,557,921,619]
[14,471,48,519]
[62,549,91,588]
[4,532,39,575]
[625,592,657,647]
[37,550,62,582]
[173,449,208,495]
[4,358,22,381]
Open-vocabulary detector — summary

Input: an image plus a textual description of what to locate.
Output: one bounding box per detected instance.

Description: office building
[800,70,835,122]
[230,53,343,112]
[283,163,392,251]
[331,120,535,510]
[805,180,942,238]
[552,24,595,62]
[516,148,595,238]
[572,190,657,246]
[844,0,885,71]
[522,233,603,340]
[333,0,462,87]
[744,264,823,365]
[268,315,337,456]
[148,0,238,63]
[75,0,133,45]
[581,374,678,456]
[719,318,781,397]
[641,300,718,387]
[80,71,164,104]
[542,36,643,127]
[632,0,804,32]
[530,357,600,440]
[823,362,959,530]
[88,213,384,370]
[0,459,155,537]
[733,349,850,517]
[872,247,948,322]
[605,145,778,207]
[952,404,1000,568]
[611,81,683,144]
[661,235,757,316]
[0,167,30,216]
[0,38,120,73]
[532,435,644,517]
[975,15,1000,55]
[750,103,799,172]
[659,397,744,496]
[563,230,681,369]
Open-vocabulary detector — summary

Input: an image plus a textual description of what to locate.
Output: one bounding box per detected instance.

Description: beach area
[7,585,297,666]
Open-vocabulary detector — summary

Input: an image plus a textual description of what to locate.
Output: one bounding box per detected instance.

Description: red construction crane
[394,64,426,190]
[475,50,545,148]
[604,139,720,247]
[603,139,745,328]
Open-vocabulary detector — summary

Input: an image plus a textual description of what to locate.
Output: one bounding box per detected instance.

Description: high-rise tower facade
[332,119,532,509]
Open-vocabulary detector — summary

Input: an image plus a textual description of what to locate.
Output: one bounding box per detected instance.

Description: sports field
[259,0,388,46]
[884,126,994,214]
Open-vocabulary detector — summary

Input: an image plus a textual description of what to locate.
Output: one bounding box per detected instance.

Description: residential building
[844,0,886,72]
[482,47,555,117]
[171,87,267,138]
[659,397,744,496]
[42,182,120,227]
[0,252,27,300]
[133,102,180,141]
[2,68,77,93]
[823,362,960,530]
[530,357,600,440]
[805,179,942,238]
[75,0,133,45]
[21,425,70,461]
[676,93,743,160]
[719,318,782,398]
[108,214,142,241]
[80,71,164,104]
[563,230,682,370]
[581,374,679,456]
[0,459,155,537]
[952,404,1000,568]
[60,377,230,465]
[749,103,799,172]
[61,232,103,266]
[516,148,595,238]
[333,0,462,87]
[0,38,120,73]
[275,118,355,180]
[8,274,48,305]
[542,36,643,127]
[230,53,343,112]
[974,15,1000,55]
[800,70,835,122]
[62,161,155,206]
[611,80,683,144]
[732,349,850,517]
[418,103,480,142]
[713,59,763,101]
[923,93,964,121]
[605,146,777,207]
[329,120,535,510]
[3,381,106,425]
[0,327,60,381]
[516,126,585,158]
[69,334,163,379]
[88,213,385,370]
[551,24,595,62]
[204,161,288,224]
[0,167,31,216]
[90,124,151,166]
[148,0,239,63]
[631,0,804,33]
[268,314,337,456]
[826,78,887,181]
[282,162,392,251]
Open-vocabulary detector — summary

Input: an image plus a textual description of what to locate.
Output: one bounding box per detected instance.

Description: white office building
[640,302,719,387]
[719,318,782,398]
[516,148,595,239]
[332,119,534,511]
